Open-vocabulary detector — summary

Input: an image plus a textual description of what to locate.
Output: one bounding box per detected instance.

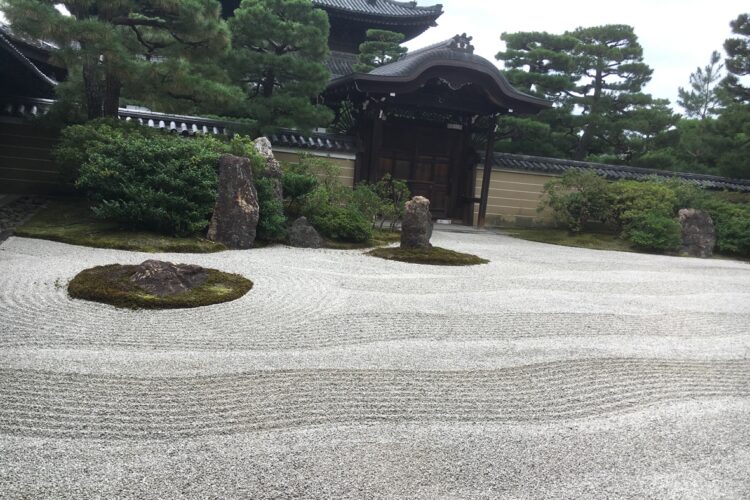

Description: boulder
[129,260,208,297]
[288,216,322,248]
[679,209,716,258]
[207,154,260,249]
[401,196,433,249]
[254,137,284,200]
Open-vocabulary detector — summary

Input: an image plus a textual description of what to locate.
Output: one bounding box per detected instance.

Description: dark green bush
[700,198,750,257]
[55,118,157,184]
[373,174,411,230]
[75,133,219,236]
[608,180,677,229]
[312,206,373,243]
[624,211,682,252]
[255,177,287,242]
[540,170,611,232]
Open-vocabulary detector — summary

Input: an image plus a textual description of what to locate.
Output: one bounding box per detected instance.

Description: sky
[404,0,748,109]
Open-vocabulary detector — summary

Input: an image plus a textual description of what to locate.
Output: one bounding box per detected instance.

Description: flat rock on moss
[69,261,253,309]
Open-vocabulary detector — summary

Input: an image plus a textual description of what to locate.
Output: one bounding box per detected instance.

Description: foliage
[373,174,411,230]
[368,247,489,266]
[282,171,319,218]
[497,25,678,162]
[226,0,333,133]
[0,0,241,119]
[54,118,157,183]
[255,177,287,241]
[607,180,677,229]
[14,198,225,253]
[539,170,612,232]
[623,211,682,252]
[678,51,724,119]
[699,197,750,256]
[312,206,372,243]
[354,29,408,73]
[351,183,385,223]
[74,132,220,236]
[68,264,252,309]
[721,13,750,104]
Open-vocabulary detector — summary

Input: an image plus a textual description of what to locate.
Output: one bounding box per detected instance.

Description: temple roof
[326,34,551,114]
[314,0,443,19]
[0,28,58,98]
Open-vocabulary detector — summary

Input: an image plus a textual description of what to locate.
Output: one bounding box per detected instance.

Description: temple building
[2,2,749,223]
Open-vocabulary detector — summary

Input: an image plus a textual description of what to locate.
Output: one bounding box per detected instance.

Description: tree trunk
[82,61,121,119]
[573,67,603,161]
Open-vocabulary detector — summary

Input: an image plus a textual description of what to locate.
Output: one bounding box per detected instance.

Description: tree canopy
[354,29,408,73]
[226,0,333,134]
[678,51,724,119]
[0,0,241,119]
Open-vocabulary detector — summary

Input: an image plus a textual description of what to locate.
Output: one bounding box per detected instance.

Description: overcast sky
[405,0,748,109]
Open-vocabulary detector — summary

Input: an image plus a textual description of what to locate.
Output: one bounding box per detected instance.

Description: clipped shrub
[373,174,411,230]
[75,134,219,236]
[312,206,373,243]
[540,170,611,232]
[55,118,157,183]
[608,180,677,229]
[624,211,682,252]
[351,183,385,224]
[255,177,287,242]
[700,197,750,257]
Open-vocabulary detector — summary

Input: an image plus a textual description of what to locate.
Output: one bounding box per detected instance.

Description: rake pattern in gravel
[1,232,749,498]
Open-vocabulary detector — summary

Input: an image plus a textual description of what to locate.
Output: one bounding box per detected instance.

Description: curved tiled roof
[0,29,58,91]
[328,34,551,112]
[313,0,443,19]
[492,153,750,192]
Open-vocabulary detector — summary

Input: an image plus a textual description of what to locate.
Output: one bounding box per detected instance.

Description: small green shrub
[255,177,287,242]
[373,174,411,230]
[700,198,750,257]
[540,170,611,232]
[624,211,682,252]
[75,133,219,236]
[608,180,677,229]
[55,118,157,183]
[351,183,385,224]
[312,206,373,243]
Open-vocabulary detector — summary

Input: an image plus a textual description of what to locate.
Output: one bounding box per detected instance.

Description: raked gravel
[1,230,749,498]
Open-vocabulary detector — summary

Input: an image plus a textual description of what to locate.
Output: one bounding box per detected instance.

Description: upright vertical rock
[401,196,433,249]
[207,154,260,249]
[254,137,284,201]
[679,209,716,258]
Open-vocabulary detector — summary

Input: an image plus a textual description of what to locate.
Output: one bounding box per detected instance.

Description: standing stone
[254,137,284,200]
[207,154,260,249]
[129,260,208,297]
[401,196,433,249]
[288,216,322,248]
[679,208,716,258]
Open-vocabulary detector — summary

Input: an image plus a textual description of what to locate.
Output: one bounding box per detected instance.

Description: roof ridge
[493,151,750,186]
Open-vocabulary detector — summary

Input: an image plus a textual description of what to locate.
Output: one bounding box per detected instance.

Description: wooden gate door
[375,122,463,219]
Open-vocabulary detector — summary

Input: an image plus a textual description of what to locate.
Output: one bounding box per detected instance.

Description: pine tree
[497,25,677,162]
[226,0,333,134]
[678,51,724,119]
[354,29,408,73]
[721,13,750,104]
[0,0,241,119]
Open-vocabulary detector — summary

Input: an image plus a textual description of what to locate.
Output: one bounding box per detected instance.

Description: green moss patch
[368,246,489,266]
[324,229,402,250]
[68,265,252,309]
[15,198,225,253]
[505,228,637,253]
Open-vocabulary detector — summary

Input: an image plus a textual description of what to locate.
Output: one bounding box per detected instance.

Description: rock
[254,137,284,200]
[129,260,208,297]
[401,196,433,249]
[679,209,716,258]
[207,154,260,249]
[288,217,322,248]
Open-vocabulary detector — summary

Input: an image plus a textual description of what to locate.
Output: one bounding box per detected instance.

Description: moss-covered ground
[504,228,637,253]
[368,246,489,266]
[68,264,252,309]
[323,229,402,249]
[15,198,226,253]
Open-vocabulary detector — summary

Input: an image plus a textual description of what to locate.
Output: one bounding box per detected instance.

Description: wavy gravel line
[1,360,747,439]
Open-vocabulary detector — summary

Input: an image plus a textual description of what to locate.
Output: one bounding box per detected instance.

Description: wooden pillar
[367,104,384,183]
[477,115,496,229]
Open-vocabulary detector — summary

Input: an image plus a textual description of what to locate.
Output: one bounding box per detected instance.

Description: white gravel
[1,231,749,498]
